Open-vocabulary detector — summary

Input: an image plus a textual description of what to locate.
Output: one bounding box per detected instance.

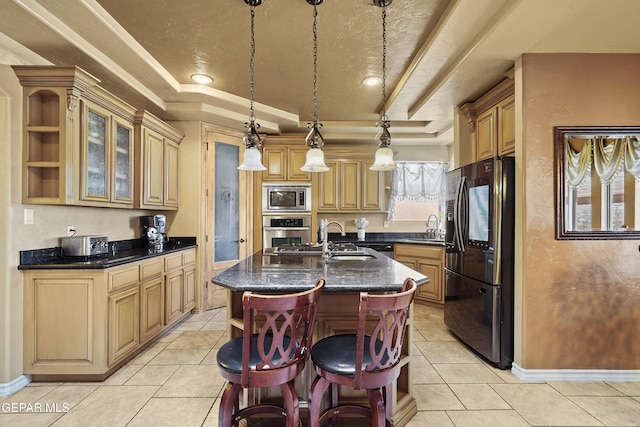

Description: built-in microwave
[262,184,311,213]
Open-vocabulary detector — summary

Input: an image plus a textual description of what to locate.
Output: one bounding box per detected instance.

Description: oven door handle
[263,227,311,231]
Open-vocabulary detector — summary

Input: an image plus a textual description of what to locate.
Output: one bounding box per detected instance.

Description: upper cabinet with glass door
[13,66,137,208]
[81,85,136,207]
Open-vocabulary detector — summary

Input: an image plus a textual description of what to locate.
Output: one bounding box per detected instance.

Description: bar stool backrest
[354,278,417,387]
[241,278,325,388]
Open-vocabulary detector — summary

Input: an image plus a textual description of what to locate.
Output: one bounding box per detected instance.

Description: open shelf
[27,90,60,127]
[26,166,59,198]
[27,131,60,162]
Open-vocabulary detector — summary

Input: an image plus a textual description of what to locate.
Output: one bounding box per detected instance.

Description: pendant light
[370,0,397,171]
[238,0,267,171]
[301,0,329,173]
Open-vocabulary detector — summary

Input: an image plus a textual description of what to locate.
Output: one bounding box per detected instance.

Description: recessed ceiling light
[362,76,381,87]
[191,73,213,85]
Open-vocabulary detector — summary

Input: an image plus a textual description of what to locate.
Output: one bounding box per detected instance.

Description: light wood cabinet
[23,272,105,376]
[164,249,197,326]
[497,95,515,155]
[108,286,140,367]
[459,76,515,163]
[394,243,445,305]
[476,108,497,160]
[165,269,184,326]
[184,264,197,312]
[134,111,184,210]
[317,157,385,212]
[13,66,182,209]
[80,94,135,207]
[262,136,311,182]
[140,278,164,344]
[13,65,138,207]
[22,247,196,381]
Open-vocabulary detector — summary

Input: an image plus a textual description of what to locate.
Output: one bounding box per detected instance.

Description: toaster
[60,235,109,257]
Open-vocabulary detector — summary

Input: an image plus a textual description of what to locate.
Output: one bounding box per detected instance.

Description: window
[388,162,448,225]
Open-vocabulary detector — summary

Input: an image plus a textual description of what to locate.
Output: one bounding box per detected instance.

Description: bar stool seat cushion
[311,334,387,377]
[217,334,292,375]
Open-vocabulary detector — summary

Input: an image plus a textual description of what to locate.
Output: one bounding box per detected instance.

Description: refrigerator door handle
[454,176,468,252]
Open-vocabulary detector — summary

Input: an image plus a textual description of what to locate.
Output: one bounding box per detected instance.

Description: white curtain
[593,137,625,183]
[388,162,447,219]
[624,136,640,178]
[565,138,592,188]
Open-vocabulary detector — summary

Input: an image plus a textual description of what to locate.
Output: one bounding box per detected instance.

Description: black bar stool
[308,278,417,427]
[217,277,325,427]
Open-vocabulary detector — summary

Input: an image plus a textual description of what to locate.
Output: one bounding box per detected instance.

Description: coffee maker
[140,215,168,249]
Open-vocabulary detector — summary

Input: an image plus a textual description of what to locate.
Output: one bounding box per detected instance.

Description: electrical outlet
[383,220,390,228]
[66,226,76,237]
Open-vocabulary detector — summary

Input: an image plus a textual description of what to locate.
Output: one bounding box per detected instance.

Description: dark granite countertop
[18,237,197,270]
[211,247,429,293]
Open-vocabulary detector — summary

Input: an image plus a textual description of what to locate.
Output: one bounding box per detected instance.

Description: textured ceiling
[2,0,640,146]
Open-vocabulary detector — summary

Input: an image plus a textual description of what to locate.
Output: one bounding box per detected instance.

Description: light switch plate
[24,208,34,225]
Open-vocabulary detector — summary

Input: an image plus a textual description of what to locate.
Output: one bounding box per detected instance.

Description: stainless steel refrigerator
[444,156,515,369]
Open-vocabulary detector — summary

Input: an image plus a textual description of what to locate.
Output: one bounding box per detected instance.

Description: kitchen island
[211,248,429,427]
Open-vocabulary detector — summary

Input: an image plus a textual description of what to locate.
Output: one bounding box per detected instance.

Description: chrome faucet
[426,214,440,240]
[320,219,346,258]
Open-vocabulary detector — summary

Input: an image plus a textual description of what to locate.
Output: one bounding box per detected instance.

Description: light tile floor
[2,304,640,426]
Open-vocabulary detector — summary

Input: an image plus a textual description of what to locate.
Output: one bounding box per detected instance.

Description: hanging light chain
[249,5,257,122]
[381,4,387,121]
[312,3,319,124]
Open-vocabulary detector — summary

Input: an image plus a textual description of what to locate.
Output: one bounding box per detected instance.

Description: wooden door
[203,128,250,310]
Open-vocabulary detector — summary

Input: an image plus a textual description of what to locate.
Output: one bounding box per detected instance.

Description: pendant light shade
[301,0,329,173]
[238,146,266,171]
[370,0,397,171]
[370,146,396,171]
[301,148,329,172]
[237,0,266,171]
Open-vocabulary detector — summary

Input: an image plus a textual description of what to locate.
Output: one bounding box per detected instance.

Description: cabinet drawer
[139,258,163,281]
[182,249,196,266]
[394,244,443,260]
[108,265,139,292]
[164,253,183,272]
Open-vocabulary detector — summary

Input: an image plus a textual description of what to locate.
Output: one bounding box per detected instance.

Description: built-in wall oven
[263,216,312,248]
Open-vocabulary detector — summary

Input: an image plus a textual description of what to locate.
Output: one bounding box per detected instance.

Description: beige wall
[519,53,640,369]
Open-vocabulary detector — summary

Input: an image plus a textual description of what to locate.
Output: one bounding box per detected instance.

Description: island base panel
[226,289,417,427]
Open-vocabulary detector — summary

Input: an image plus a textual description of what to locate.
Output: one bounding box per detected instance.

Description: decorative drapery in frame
[565,136,640,187]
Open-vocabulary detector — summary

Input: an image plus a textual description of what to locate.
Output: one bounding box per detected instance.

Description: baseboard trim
[511,363,640,383]
[0,375,31,397]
